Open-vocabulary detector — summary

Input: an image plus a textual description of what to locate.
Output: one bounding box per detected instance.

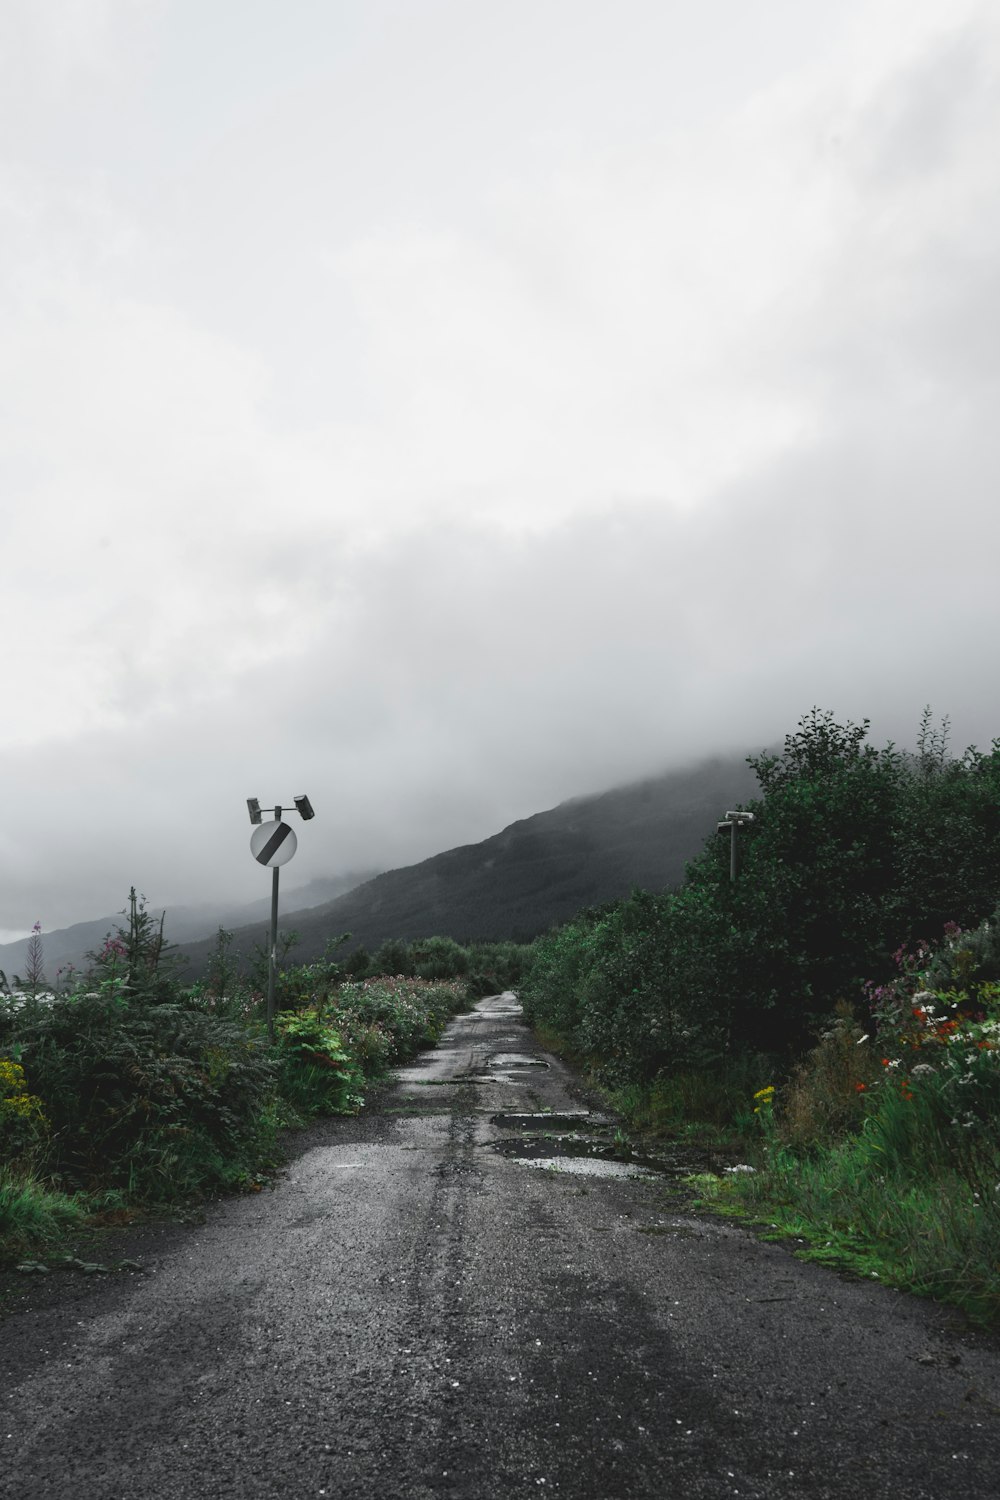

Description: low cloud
[2,0,998,930]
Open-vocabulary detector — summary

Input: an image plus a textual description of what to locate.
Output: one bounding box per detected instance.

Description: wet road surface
[3,993,1000,1498]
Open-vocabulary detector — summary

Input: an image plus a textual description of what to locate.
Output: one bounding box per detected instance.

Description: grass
[0,1169,89,1264]
[687,1149,1000,1329]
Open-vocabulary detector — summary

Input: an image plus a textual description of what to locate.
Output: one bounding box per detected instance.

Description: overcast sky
[3,0,999,937]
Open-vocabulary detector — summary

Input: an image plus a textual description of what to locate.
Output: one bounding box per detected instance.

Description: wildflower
[854,1082,866,1092]
[753,1085,775,1101]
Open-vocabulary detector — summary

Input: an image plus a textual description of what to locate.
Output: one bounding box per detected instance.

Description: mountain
[175,752,759,975]
[0,872,376,988]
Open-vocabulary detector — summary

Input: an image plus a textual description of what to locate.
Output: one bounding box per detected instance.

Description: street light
[717,809,754,881]
[246,795,316,1041]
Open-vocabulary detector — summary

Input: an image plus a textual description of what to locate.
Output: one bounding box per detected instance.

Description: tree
[86,888,185,1003]
[16,922,47,999]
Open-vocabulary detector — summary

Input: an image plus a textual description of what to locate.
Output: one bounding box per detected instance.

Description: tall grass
[0,1170,87,1262]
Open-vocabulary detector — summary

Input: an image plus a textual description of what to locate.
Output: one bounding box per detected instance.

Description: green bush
[522,710,1000,1079]
[465,939,534,998]
[326,976,467,1068]
[10,991,280,1200]
[411,936,469,981]
[0,1056,50,1168]
[273,1010,364,1117]
[368,938,416,978]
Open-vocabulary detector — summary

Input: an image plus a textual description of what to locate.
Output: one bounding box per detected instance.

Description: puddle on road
[509,1155,655,1179]
[487,1054,549,1071]
[491,1111,611,1130]
[493,1133,664,1176]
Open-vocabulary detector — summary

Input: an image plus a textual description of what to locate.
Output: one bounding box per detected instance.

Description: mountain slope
[177,752,759,973]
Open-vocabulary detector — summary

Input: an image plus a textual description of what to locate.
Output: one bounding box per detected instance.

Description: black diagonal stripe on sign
[257,822,291,865]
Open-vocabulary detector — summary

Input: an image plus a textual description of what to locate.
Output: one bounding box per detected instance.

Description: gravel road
[3,993,1000,1499]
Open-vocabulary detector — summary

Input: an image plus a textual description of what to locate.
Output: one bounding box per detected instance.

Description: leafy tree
[410,936,469,981]
[369,938,415,977]
[522,708,1000,1075]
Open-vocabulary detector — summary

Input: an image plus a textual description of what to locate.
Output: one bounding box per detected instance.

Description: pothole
[507,1155,656,1180]
[487,1053,549,1071]
[491,1126,721,1180]
[490,1111,611,1130]
[493,1132,663,1170]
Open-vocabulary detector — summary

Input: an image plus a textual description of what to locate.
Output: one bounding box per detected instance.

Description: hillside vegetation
[0,896,528,1267]
[520,709,1000,1324]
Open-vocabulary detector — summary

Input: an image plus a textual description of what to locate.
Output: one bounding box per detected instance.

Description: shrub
[464,939,534,997]
[778,1003,882,1149]
[0,1056,50,1168]
[326,976,466,1068]
[410,936,469,981]
[273,1010,364,1117]
[11,991,280,1200]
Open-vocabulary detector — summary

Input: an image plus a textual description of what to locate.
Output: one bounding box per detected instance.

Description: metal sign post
[247,795,315,1042]
[717,809,754,881]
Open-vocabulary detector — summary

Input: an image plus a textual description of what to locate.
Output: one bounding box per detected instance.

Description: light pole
[717,809,754,881]
[247,795,316,1041]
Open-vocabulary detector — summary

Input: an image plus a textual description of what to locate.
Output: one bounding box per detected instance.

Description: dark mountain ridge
[176,751,760,975]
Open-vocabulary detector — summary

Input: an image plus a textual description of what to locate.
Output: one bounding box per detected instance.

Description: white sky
[2,0,999,934]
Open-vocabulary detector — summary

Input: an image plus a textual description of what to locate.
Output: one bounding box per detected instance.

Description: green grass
[0,1169,89,1264]
[687,1140,1000,1329]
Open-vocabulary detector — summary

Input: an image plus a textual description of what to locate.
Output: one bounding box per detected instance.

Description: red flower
[855,1082,866,1092]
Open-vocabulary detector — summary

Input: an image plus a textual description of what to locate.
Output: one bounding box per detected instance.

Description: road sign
[250,820,298,867]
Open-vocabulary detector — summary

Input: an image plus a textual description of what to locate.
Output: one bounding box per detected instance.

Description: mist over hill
[176,752,759,976]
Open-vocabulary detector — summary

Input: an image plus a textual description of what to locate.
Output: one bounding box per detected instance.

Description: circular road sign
[250,819,298,867]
